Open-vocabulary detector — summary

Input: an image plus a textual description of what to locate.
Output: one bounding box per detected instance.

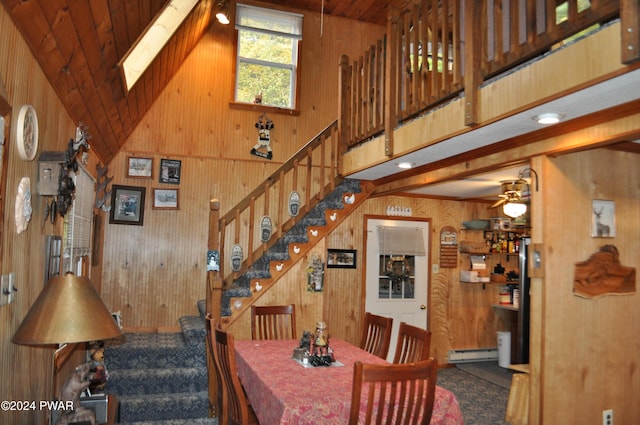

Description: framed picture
[591,199,615,237]
[109,185,146,225]
[127,157,153,178]
[159,158,181,184]
[153,188,179,210]
[327,249,357,268]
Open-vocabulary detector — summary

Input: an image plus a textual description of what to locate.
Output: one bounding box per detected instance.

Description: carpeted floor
[437,362,514,425]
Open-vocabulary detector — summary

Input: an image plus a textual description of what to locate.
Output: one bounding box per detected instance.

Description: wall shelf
[492,303,519,311]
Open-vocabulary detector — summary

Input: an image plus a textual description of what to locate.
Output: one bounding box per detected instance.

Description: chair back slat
[359,312,393,359]
[393,321,432,364]
[251,304,297,340]
[349,358,438,425]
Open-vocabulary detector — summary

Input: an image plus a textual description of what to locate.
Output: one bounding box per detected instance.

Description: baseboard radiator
[448,348,499,363]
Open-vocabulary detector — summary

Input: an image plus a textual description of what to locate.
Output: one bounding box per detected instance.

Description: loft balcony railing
[339,0,634,155]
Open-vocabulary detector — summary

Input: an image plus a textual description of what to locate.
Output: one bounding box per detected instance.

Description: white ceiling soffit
[408,165,527,199]
[347,68,640,182]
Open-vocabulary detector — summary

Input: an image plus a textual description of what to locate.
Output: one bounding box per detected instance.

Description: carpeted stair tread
[108,366,207,395]
[116,391,209,422]
[105,333,205,369]
[118,418,217,425]
[178,315,206,346]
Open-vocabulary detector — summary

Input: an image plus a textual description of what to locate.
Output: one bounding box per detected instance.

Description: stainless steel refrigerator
[512,237,531,364]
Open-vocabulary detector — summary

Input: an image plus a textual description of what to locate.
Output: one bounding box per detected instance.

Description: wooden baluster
[277,170,285,238]
[263,181,271,245]
[305,147,312,210]
[338,55,352,151]
[233,208,241,279]
[319,133,326,197]
[248,197,255,266]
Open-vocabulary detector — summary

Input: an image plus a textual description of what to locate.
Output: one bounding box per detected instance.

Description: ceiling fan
[490,179,529,208]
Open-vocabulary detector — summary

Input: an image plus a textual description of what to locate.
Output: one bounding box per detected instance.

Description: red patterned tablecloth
[235,338,464,425]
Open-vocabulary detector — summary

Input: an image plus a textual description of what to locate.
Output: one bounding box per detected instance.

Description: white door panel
[365,218,430,362]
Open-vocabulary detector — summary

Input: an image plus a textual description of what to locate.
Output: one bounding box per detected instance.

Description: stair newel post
[207,198,222,321]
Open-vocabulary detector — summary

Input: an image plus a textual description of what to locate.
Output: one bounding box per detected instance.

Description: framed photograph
[127,157,153,178]
[109,185,146,225]
[591,199,615,237]
[327,249,357,269]
[153,188,179,210]
[159,158,181,184]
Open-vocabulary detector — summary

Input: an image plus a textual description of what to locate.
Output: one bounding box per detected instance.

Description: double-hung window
[235,4,302,109]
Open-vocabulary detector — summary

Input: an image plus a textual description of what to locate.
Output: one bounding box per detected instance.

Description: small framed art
[153,188,179,210]
[127,157,153,178]
[159,159,181,184]
[109,185,146,225]
[327,249,357,268]
[591,199,615,237]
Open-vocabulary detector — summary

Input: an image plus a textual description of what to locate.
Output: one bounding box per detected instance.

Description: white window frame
[234,4,303,109]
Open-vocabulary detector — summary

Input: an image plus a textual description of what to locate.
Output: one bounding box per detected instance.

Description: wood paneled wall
[532,151,640,425]
[225,193,506,363]
[100,3,387,330]
[0,7,96,424]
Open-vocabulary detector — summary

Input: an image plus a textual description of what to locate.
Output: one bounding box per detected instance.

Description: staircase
[219,178,369,317]
[104,303,214,424]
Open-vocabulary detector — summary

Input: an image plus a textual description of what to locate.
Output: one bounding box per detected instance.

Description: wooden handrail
[340,0,627,151]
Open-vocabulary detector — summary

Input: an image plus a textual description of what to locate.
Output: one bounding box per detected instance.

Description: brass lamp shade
[12,273,122,345]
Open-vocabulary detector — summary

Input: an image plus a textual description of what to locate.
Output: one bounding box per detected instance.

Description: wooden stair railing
[207,120,348,323]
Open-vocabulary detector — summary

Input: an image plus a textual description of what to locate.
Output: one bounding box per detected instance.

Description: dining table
[234,337,464,425]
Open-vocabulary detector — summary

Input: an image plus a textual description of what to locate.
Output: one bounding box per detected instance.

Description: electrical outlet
[0,275,9,306]
[7,272,16,304]
[603,409,613,425]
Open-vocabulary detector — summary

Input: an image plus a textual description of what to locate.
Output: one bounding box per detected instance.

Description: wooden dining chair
[251,304,297,340]
[359,312,393,359]
[348,358,438,425]
[392,321,432,364]
[212,326,259,425]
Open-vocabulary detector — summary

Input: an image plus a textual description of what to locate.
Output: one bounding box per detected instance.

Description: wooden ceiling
[1,0,408,165]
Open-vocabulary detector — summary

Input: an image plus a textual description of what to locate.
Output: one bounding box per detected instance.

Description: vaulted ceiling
[1,0,409,165]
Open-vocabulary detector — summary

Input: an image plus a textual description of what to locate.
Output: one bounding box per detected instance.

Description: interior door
[365,217,430,361]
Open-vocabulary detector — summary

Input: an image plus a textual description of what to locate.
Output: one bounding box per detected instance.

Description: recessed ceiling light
[534,113,564,125]
[398,161,416,170]
[398,162,415,169]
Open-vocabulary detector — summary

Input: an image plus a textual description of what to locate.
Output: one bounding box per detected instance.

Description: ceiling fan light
[503,202,527,218]
[534,113,563,125]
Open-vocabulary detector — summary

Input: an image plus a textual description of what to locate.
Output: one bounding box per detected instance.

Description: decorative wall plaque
[574,245,635,298]
[439,226,458,268]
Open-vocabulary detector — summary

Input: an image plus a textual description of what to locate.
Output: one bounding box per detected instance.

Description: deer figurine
[593,207,610,237]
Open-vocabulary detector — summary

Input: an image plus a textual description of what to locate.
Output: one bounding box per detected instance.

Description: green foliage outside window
[235,7,301,109]
[237,29,296,108]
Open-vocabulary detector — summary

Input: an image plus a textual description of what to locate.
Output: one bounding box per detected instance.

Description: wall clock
[16,104,39,161]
